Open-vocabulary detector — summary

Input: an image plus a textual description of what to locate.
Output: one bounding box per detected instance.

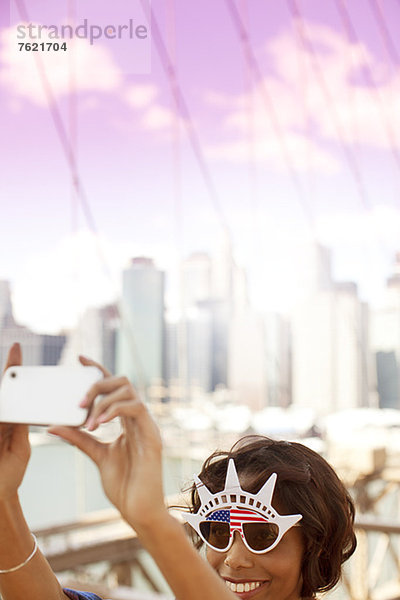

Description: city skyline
[1,240,399,414]
[5,233,400,335]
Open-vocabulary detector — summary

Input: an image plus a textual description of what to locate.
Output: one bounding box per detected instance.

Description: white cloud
[207,127,339,173]
[317,205,400,246]
[264,21,400,146]
[124,83,186,134]
[124,82,187,132]
[140,104,178,130]
[11,230,182,334]
[12,231,125,333]
[0,25,122,106]
[124,83,158,108]
[204,21,400,171]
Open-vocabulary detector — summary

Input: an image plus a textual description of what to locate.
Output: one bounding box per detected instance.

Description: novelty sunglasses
[184,459,302,554]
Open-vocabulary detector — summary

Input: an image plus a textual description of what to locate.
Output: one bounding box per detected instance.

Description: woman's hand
[48,357,165,530]
[48,358,239,600]
[0,343,31,501]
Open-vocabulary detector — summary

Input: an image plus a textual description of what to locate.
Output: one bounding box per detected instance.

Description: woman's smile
[208,527,304,600]
[223,578,271,599]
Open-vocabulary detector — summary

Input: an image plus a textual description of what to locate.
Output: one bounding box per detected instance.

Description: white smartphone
[0,365,103,426]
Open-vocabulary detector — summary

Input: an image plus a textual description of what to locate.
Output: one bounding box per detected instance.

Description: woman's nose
[224,531,255,569]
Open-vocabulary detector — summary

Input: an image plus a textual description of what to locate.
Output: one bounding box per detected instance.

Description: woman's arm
[50,357,237,600]
[0,344,67,600]
[0,496,67,600]
[135,512,237,600]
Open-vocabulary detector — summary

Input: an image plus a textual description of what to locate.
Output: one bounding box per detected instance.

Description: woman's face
[205,472,304,600]
[206,524,304,600]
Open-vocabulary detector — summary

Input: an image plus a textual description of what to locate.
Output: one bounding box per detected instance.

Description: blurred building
[295,243,333,295]
[40,334,69,366]
[168,243,244,400]
[0,280,66,369]
[264,313,291,408]
[227,307,267,410]
[0,280,13,325]
[186,307,213,392]
[200,299,230,390]
[164,253,213,400]
[60,304,118,373]
[181,252,212,309]
[371,252,400,409]
[116,258,165,392]
[291,248,371,415]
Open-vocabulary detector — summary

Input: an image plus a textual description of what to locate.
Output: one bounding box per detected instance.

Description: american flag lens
[199,508,280,552]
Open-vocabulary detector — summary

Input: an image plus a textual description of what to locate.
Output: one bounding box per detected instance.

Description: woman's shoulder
[63,588,104,600]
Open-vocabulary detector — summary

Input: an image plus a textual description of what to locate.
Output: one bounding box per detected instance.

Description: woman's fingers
[48,426,105,466]
[93,397,144,427]
[80,375,133,409]
[76,357,141,433]
[3,342,22,373]
[84,388,161,449]
[86,381,137,430]
[56,355,161,459]
[79,355,111,378]
[103,399,162,451]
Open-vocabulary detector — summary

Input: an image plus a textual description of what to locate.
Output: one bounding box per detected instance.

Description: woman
[0,343,356,600]
[184,436,357,599]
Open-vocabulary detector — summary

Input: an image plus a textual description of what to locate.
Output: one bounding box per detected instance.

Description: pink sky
[1,0,400,331]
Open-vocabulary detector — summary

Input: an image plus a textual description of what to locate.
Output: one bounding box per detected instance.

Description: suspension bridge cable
[224,3,375,401]
[287,0,373,213]
[368,0,400,67]
[224,0,316,233]
[333,0,400,182]
[285,0,383,404]
[67,0,81,342]
[13,0,149,395]
[166,0,189,401]
[13,0,98,235]
[289,3,319,211]
[339,0,360,147]
[240,2,289,409]
[367,0,400,206]
[332,0,400,402]
[240,0,260,216]
[139,0,235,244]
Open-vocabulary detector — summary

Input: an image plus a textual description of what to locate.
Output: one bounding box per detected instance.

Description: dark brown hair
[188,435,356,598]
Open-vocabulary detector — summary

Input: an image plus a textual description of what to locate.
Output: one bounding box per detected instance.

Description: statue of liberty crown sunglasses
[184,459,302,554]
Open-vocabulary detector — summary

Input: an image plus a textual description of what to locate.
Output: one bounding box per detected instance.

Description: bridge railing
[338,516,400,600]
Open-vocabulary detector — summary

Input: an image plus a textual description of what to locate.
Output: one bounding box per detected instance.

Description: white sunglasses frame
[184,459,303,555]
[196,509,301,554]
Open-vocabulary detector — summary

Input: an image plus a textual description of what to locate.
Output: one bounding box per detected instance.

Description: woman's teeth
[225,581,263,593]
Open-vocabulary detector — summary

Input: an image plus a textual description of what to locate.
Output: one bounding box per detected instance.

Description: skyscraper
[116,258,165,393]
[182,252,212,310]
[60,304,118,373]
[291,279,370,415]
[371,252,400,408]
[0,280,13,326]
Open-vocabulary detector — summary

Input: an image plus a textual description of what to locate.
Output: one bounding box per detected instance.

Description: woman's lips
[224,578,270,599]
